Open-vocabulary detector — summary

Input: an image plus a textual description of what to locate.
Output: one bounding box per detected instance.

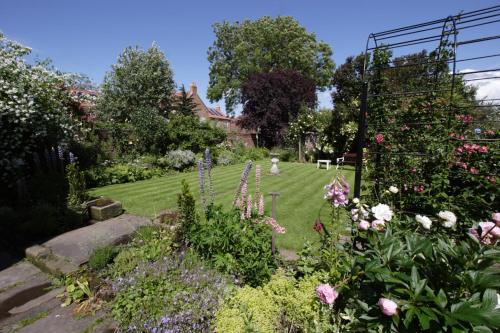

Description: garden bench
[317,159,332,170]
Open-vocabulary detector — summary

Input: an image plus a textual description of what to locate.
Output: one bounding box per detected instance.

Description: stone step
[8,287,64,315]
[26,214,151,276]
[0,263,51,320]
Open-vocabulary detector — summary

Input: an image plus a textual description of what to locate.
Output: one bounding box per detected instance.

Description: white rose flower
[438,211,457,228]
[371,204,393,222]
[353,198,360,204]
[416,215,432,230]
[389,186,399,194]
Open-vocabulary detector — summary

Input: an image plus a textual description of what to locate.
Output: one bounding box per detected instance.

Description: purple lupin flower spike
[204,148,215,203]
[197,160,207,213]
[69,152,76,163]
[255,164,261,205]
[233,160,253,206]
[57,145,64,160]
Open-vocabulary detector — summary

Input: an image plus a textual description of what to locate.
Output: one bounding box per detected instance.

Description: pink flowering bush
[363,49,498,224]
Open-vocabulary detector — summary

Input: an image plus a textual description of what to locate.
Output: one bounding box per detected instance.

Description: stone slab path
[0,214,150,332]
[27,214,151,275]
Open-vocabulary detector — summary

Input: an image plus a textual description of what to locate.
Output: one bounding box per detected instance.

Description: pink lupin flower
[257,194,264,216]
[241,182,247,204]
[245,194,252,219]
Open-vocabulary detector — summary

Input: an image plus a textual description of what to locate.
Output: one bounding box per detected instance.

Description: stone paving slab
[0,297,61,333]
[9,287,64,315]
[38,214,151,267]
[0,269,51,319]
[15,305,107,333]
[0,262,41,292]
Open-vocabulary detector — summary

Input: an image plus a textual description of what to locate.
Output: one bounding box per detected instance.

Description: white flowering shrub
[0,33,75,184]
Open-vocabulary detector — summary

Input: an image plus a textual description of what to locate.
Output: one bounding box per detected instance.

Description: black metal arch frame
[353,5,500,198]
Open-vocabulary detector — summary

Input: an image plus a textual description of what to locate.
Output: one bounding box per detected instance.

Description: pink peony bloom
[316,284,339,305]
[358,220,370,231]
[378,298,398,316]
[479,221,500,239]
[371,219,385,231]
[492,212,500,225]
[375,133,385,144]
[470,167,479,174]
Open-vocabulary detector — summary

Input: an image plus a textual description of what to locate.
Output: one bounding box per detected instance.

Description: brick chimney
[189,82,197,95]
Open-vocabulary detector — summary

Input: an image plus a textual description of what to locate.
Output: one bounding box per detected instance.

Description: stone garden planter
[87,197,123,221]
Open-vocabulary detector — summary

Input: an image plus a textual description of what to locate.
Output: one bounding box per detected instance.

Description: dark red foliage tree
[238,70,317,147]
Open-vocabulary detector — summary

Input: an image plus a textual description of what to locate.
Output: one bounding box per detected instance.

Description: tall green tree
[173,85,197,116]
[97,44,175,122]
[207,16,334,112]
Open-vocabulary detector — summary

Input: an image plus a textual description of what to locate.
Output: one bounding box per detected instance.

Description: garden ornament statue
[270,154,280,176]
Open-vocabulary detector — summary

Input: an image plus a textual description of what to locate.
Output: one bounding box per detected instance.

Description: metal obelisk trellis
[353,5,500,199]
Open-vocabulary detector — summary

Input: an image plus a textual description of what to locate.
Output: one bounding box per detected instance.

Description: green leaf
[473,326,493,333]
[481,289,497,311]
[414,279,427,299]
[436,289,448,308]
[403,306,416,328]
[416,310,431,330]
[411,266,418,288]
[357,300,369,312]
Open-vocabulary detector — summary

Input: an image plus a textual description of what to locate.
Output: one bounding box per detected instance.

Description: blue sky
[1,0,499,111]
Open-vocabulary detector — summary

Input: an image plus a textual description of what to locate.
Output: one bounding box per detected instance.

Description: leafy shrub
[66,163,88,210]
[176,180,197,241]
[85,164,165,187]
[216,149,237,166]
[243,147,269,161]
[111,251,232,332]
[164,149,196,171]
[271,148,297,162]
[215,270,328,332]
[344,226,500,332]
[188,206,275,286]
[109,226,173,277]
[88,245,118,271]
[166,115,226,153]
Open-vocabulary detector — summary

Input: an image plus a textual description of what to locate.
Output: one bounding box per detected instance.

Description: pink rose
[470,167,479,174]
[316,284,338,305]
[375,133,384,144]
[378,298,398,316]
[478,146,488,153]
[371,219,385,231]
[358,220,370,231]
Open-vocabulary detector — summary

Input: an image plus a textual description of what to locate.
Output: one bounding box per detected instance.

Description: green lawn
[90,161,355,251]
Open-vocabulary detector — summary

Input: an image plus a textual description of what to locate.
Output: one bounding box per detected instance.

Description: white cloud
[460,68,500,100]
